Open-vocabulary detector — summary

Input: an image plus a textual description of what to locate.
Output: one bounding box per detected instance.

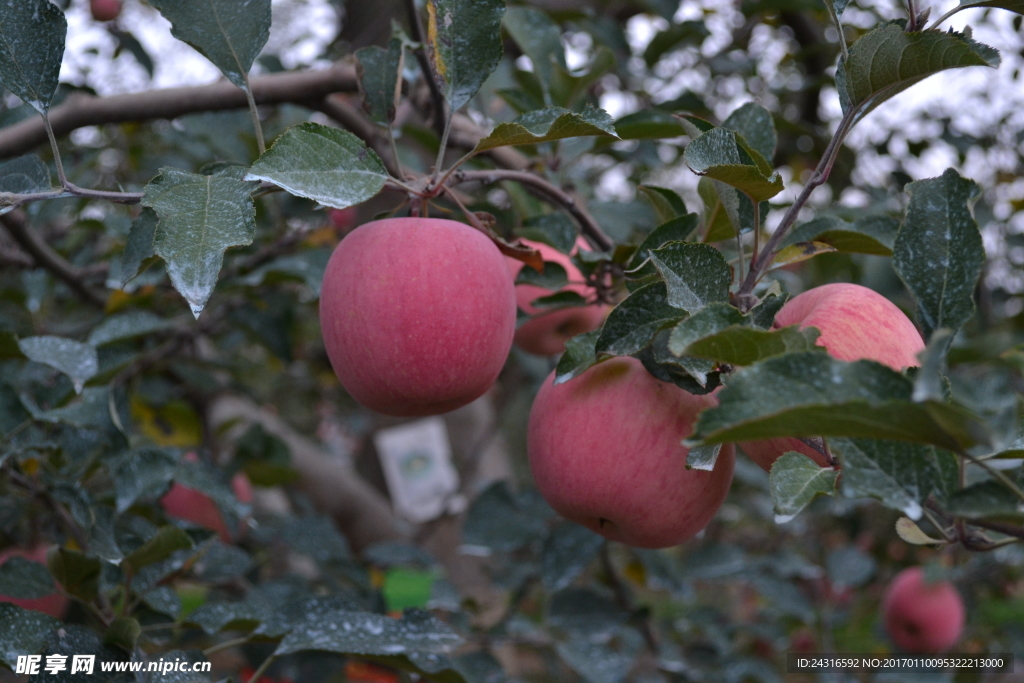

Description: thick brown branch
[0,211,105,307]
[0,65,358,160]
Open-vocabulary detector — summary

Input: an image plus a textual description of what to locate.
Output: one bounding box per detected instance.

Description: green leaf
[47,547,101,602]
[698,177,740,242]
[770,241,838,268]
[946,480,1024,523]
[826,546,875,589]
[542,523,604,592]
[957,0,1024,12]
[637,186,688,224]
[557,631,641,683]
[18,336,98,394]
[88,311,173,347]
[640,330,720,394]
[0,556,55,599]
[595,282,682,357]
[643,20,709,67]
[722,102,776,163]
[648,242,731,313]
[838,25,999,120]
[245,123,388,210]
[426,0,506,111]
[463,482,551,552]
[518,213,578,254]
[504,6,566,100]
[29,387,113,429]
[894,168,984,342]
[684,128,783,201]
[357,38,404,126]
[529,290,587,311]
[687,443,723,471]
[667,303,822,365]
[0,0,66,113]
[120,208,159,286]
[474,107,618,152]
[516,262,568,290]
[554,330,601,384]
[0,155,52,196]
[615,110,686,140]
[143,167,257,318]
[0,603,61,669]
[693,352,990,451]
[104,617,142,653]
[626,215,701,273]
[833,438,959,518]
[122,526,193,574]
[549,46,616,109]
[149,0,270,89]
[782,214,898,255]
[769,452,838,523]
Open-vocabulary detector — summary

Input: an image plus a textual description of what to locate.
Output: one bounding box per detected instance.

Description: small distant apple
[883,567,965,653]
[0,544,68,618]
[328,207,358,234]
[507,238,607,356]
[90,0,122,22]
[161,454,254,542]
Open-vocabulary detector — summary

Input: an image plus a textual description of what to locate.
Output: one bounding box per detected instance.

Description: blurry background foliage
[0,0,1023,682]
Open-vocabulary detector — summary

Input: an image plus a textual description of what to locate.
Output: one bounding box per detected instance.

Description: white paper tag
[374,418,459,523]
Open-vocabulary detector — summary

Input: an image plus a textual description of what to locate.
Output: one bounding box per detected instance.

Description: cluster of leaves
[0,0,1024,681]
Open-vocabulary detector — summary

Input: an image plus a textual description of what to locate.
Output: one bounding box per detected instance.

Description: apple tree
[0,0,1023,680]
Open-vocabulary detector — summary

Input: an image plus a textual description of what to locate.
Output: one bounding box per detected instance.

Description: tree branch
[0,211,106,307]
[0,65,359,160]
[450,169,614,252]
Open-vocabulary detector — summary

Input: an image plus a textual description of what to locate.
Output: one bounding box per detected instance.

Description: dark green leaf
[827,546,876,589]
[698,177,740,242]
[595,282,682,357]
[503,6,565,99]
[643,21,709,67]
[245,123,388,210]
[833,438,959,518]
[769,452,838,523]
[542,523,604,592]
[614,110,686,140]
[687,443,723,471]
[684,128,783,201]
[475,107,618,152]
[0,556,54,599]
[357,38,404,126]
[18,336,98,394]
[839,25,999,120]
[516,262,568,290]
[894,168,984,341]
[0,0,66,113]
[557,631,641,683]
[144,167,257,317]
[639,330,720,394]
[528,290,587,311]
[549,46,616,109]
[748,288,788,329]
[783,214,898,255]
[149,0,270,89]
[518,213,577,254]
[29,387,113,429]
[626,214,701,272]
[463,482,550,553]
[103,617,141,653]
[957,0,1024,12]
[88,311,173,347]
[47,547,101,602]
[638,185,688,224]
[120,208,159,286]
[0,155,52,197]
[123,526,193,574]
[554,330,601,384]
[648,242,731,313]
[946,480,1024,522]
[722,102,776,162]
[693,352,990,451]
[667,303,821,365]
[0,603,61,669]
[426,0,506,111]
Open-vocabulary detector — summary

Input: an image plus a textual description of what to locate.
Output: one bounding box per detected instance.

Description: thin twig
[0,211,106,307]
[245,655,276,683]
[42,114,68,187]
[203,636,251,656]
[738,108,856,305]
[968,519,1024,541]
[243,82,267,155]
[928,5,963,29]
[907,0,920,30]
[450,169,614,252]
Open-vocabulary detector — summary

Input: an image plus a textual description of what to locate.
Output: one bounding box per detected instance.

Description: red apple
[0,545,68,618]
[740,283,925,471]
[507,239,607,356]
[162,468,253,542]
[883,567,965,653]
[528,356,735,548]
[90,0,122,22]
[319,217,516,417]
